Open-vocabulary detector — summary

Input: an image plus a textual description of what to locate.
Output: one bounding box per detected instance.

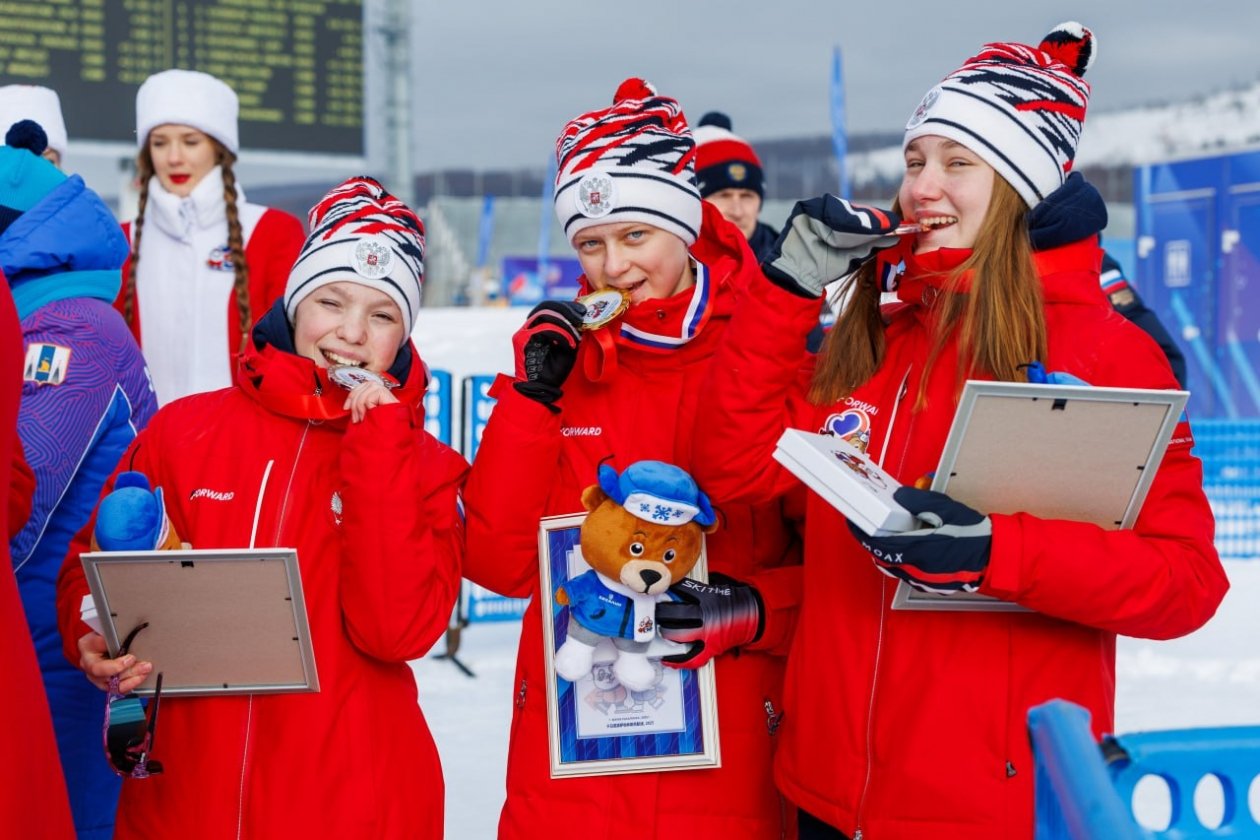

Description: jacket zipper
[763,698,783,735]
[236,427,309,836]
[763,697,792,840]
[235,696,254,840]
[516,679,527,710]
[853,366,912,840]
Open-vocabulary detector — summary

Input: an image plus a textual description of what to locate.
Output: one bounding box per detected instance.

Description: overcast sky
[406,0,1260,171]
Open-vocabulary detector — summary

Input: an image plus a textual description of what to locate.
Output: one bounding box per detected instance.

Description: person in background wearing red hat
[119,69,304,406]
[694,112,778,259]
[57,177,466,839]
[692,23,1227,839]
[696,112,828,353]
[464,78,803,839]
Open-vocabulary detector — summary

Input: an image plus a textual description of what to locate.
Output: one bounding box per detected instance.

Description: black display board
[0,0,364,155]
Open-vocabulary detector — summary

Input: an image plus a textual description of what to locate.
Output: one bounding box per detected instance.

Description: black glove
[846,486,992,594]
[656,573,764,668]
[511,300,586,411]
[763,195,901,298]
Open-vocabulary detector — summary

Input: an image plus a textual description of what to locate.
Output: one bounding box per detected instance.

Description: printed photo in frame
[537,512,721,777]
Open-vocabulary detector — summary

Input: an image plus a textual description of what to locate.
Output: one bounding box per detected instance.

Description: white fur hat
[0,85,68,161]
[135,69,239,154]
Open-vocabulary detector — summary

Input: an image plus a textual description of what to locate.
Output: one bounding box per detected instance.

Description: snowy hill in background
[849,79,1260,185]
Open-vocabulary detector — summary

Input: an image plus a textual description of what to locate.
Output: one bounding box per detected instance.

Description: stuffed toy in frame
[553,460,718,692]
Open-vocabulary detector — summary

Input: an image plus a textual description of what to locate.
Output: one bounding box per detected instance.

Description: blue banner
[461,374,498,460]
[502,256,585,306]
[476,194,496,269]
[830,45,848,199]
[423,369,453,446]
[464,582,529,623]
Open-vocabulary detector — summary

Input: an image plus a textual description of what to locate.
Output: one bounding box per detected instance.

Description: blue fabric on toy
[597,460,716,527]
[1024,360,1090,387]
[94,471,166,551]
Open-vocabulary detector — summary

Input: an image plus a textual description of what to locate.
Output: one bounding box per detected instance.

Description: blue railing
[1030,699,1260,838]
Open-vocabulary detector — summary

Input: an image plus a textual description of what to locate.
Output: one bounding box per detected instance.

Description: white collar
[145,166,244,240]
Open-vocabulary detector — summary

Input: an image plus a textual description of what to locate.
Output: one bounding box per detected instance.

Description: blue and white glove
[846,486,991,594]
[763,196,901,298]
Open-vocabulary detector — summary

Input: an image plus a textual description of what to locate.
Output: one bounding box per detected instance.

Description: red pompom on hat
[612,77,657,103]
[1039,21,1096,78]
[553,77,701,245]
[903,21,1096,208]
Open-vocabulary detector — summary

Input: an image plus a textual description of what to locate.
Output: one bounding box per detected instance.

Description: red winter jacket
[56,333,467,840]
[693,238,1229,839]
[0,274,75,839]
[464,203,804,840]
[116,207,305,360]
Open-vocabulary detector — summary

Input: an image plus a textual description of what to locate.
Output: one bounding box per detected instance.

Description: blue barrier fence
[1030,698,1260,838]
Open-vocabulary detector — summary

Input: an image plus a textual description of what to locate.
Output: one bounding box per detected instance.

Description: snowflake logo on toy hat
[577,171,616,218]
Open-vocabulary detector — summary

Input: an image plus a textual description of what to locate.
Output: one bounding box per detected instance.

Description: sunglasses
[103,622,164,778]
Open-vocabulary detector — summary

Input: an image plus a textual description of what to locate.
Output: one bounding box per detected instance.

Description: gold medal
[576,289,631,331]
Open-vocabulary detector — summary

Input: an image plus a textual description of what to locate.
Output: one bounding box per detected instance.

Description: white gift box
[773,429,918,536]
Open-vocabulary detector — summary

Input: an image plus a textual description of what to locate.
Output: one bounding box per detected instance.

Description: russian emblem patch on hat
[576,171,616,219]
[353,237,393,279]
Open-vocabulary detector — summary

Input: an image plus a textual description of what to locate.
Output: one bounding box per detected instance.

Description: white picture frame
[892,381,1189,611]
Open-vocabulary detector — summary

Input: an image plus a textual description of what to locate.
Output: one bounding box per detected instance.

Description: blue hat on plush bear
[597,461,716,527]
[0,120,66,235]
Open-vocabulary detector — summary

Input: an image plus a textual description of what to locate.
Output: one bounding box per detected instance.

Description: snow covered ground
[408,308,1260,837]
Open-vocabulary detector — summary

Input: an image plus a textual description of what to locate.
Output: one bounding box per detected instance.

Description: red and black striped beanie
[553,78,701,246]
[903,22,1096,208]
[283,176,426,340]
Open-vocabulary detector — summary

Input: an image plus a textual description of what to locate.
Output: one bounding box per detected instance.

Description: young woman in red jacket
[57,178,466,839]
[119,69,304,405]
[463,79,804,839]
[691,24,1229,840]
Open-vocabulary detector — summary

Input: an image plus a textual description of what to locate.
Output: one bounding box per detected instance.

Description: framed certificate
[537,513,721,777]
[892,381,1189,611]
[81,547,319,696]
